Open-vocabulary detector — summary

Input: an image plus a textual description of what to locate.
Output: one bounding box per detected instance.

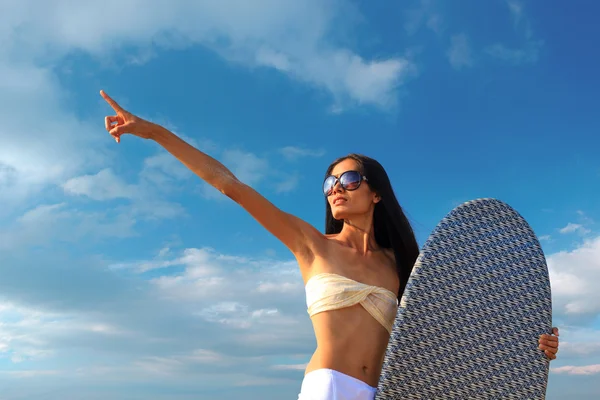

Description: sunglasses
[323,170,368,196]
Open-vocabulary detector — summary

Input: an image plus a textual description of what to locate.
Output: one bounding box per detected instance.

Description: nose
[332,179,344,193]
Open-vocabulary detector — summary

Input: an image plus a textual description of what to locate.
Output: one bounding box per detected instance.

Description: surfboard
[376,198,553,399]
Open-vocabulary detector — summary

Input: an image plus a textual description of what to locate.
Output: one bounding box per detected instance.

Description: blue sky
[0,0,598,398]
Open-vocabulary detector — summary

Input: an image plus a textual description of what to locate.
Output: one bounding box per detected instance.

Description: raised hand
[100,90,153,143]
[539,327,560,360]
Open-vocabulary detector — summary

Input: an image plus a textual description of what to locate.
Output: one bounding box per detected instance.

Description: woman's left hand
[539,327,560,360]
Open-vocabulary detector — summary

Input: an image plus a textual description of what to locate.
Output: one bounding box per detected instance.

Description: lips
[333,197,347,205]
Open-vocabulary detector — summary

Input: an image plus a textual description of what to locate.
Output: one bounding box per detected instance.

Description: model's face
[327,158,379,220]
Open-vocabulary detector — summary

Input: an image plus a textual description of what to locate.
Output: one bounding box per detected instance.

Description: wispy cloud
[563,343,600,357]
[559,223,591,235]
[198,147,307,199]
[485,41,542,65]
[222,150,270,187]
[507,0,524,27]
[274,174,301,194]
[552,364,600,376]
[576,210,595,226]
[404,0,444,36]
[447,34,474,70]
[279,146,326,161]
[0,202,137,251]
[63,169,138,201]
[272,363,308,371]
[140,152,194,188]
[199,149,271,200]
[61,157,188,221]
[485,0,543,65]
[0,370,62,378]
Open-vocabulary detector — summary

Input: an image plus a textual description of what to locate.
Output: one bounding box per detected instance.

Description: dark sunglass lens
[340,171,361,190]
[323,176,337,195]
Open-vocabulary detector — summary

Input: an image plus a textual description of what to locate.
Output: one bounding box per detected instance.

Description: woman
[100,90,560,400]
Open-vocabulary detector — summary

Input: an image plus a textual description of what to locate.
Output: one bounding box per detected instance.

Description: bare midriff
[304,303,393,388]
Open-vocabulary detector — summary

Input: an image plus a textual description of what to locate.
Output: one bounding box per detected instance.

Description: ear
[373,192,382,204]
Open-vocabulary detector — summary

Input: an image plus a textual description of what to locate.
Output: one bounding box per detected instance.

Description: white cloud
[552,364,600,376]
[140,153,193,185]
[1,0,412,110]
[113,247,219,275]
[447,34,474,70]
[541,325,600,378]
[198,147,307,199]
[257,282,301,294]
[274,174,301,194]
[60,154,189,222]
[0,0,413,227]
[0,245,313,396]
[146,247,304,302]
[0,301,121,364]
[404,0,443,36]
[547,236,600,317]
[486,0,542,65]
[141,247,312,362]
[18,203,67,224]
[1,370,62,378]
[507,0,524,27]
[560,222,591,235]
[560,340,600,358]
[272,363,308,371]
[62,169,138,201]
[0,202,137,250]
[108,246,307,333]
[327,53,412,108]
[198,149,271,200]
[279,146,326,161]
[222,150,269,186]
[255,47,292,72]
[576,210,595,227]
[196,302,280,329]
[0,63,106,211]
[0,169,186,249]
[426,14,444,35]
[485,41,542,65]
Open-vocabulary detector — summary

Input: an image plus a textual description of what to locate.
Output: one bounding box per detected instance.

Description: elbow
[220,178,243,202]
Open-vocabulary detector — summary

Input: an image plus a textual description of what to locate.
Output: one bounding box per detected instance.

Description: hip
[298,368,377,400]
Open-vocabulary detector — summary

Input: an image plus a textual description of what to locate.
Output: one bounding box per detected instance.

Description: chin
[331,208,351,221]
[331,213,344,221]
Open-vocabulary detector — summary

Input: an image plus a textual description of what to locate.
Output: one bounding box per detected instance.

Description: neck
[338,215,379,255]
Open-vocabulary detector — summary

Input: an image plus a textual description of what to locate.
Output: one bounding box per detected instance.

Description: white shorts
[298,368,377,400]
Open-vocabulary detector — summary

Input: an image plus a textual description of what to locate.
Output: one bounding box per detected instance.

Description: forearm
[148,124,239,194]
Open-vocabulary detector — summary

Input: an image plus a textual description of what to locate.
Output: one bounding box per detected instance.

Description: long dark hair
[324,154,419,300]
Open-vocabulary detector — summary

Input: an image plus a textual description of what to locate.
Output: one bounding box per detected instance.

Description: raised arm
[100,90,323,259]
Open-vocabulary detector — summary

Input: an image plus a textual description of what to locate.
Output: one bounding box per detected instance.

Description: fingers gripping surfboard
[376,199,553,399]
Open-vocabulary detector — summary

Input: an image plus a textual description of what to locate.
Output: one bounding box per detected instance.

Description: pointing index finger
[100,90,123,112]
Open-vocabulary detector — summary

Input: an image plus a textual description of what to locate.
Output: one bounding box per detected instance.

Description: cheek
[350,193,374,209]
[356,187,375,203]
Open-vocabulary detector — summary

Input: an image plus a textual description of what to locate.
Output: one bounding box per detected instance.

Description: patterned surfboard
[376,198,553,399]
